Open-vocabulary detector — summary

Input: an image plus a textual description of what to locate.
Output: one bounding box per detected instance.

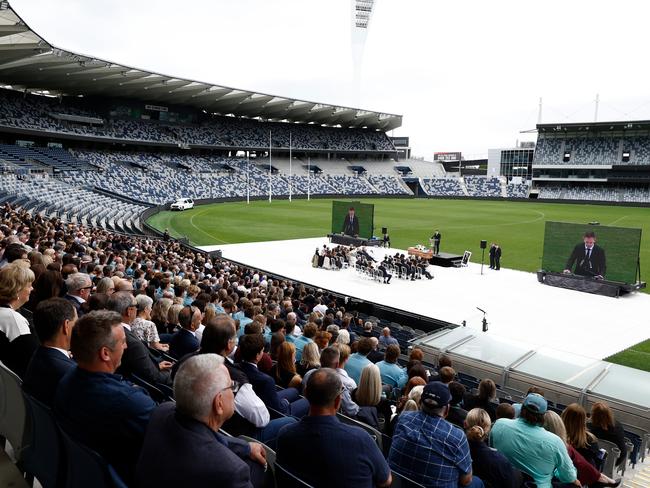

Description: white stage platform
[200,237,649,361]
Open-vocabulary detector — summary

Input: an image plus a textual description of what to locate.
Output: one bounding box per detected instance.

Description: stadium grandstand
[2,2,650,488]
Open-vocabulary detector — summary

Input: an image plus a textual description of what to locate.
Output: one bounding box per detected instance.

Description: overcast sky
[11,0,650,159]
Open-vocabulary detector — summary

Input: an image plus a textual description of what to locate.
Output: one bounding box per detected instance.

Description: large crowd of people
[0,201,633,487]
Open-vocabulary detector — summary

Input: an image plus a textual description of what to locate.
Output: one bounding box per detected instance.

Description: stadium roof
[536,120,650,133]
[0,2,402,131]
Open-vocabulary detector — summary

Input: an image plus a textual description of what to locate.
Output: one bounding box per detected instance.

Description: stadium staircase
[363,176,381,194]
[459,177,470,196]
[499,177,508,198]
[395,176,415,194]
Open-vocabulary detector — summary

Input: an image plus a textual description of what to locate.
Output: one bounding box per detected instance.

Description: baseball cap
[522,393,547,414]
[421,381,451,408]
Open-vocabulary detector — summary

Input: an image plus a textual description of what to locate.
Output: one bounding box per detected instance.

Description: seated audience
[465,408,518,488]
[345,337,373,384]
[389,381,483,488]
[376,344,408,389]
[447,381,469,429]
[238,333,308,418]
[0,262,38,378]
[131,294,168,351]
[378,327,398,347]
[184,315,295,448]
[490,393,578,487]
[496,402,516,420]
[22,298,77,406]
[587,402,627,466]
[437,365,456,385]
[109,291,172,386]
[296,341,320,377]
[352,363,384,429]
[562,403,602,469]
[544,411,620,488]
[64,272,92,317]
[276,368,391,488]
[464,378,498,422]
[135,354,267,488]
[169,304,201,359]
[512,386,544,417]
[367,336,385,363]
[270,341,302,389]
[55,310,157,484]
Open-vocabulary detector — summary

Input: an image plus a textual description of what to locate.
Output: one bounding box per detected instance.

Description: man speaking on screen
[563,231,606,279]
[342,206,360,237]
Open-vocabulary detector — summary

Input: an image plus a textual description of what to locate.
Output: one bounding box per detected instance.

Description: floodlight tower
[351,0,375,105]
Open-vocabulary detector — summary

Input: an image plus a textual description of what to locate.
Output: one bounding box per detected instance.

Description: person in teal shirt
[344,337,373,384]
[376,344,408,389]
[490,394,578,488]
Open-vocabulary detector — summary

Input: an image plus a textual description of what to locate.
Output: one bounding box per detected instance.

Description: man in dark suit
[63,272,92,317]
[563,231,606,279]
[109,292,173,386]
[238,334,309,418]
[23,298,77,407]
[169,305,200,359]
[489,243,496,269]
[342,206,360,237]
[135,354,267,488]
[431,230,442,255]
[55,310,157,485]
[493,244,502,270]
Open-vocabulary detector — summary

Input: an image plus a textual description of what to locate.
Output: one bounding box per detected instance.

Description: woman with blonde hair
[95,277,115,295]
[464,408,517,488]
[402,385,424,412]
[297,342,320,377]
[336,329,350,345]
[355,363,382,407]
[545,410,620,487]
[151,297,173,334]
[270,341,302,389]
[166,303,184,333]
[0,263,38,378]
[562,403,601,468]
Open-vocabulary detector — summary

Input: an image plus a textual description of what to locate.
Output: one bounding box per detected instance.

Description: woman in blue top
[465,408,519,488]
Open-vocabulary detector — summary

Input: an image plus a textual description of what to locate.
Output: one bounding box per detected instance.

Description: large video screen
[541,221,641,284]
[331,201,374,239]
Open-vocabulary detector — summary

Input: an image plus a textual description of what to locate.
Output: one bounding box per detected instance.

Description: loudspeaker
[480,240,487,249]
[381,227,388,235]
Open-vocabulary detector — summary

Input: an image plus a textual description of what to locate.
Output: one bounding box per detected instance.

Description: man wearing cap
[389,382,483,488]
[490,394,579,488]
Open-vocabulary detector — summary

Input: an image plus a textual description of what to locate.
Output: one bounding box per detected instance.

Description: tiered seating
[464,177,501,197]
[537,183,650,202]
[328,175,377,194]
[420,178,465,196]
[535,136,650,165]
[0,174,147,231]
[0,144,89,172]
[533,138,564,164]
[367,175,411,195]
[506,183,529,198]
[0,88,394,152]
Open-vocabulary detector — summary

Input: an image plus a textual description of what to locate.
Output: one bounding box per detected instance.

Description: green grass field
[148,198,650,280]
[606,339,650,373]
[147,197,650,371]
